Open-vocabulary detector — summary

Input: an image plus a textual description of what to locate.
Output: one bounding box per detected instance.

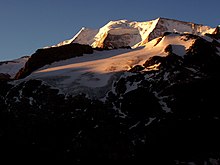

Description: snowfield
[26,34,195,98]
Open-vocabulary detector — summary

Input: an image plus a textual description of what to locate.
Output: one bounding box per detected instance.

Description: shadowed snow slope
[0,56,29,78]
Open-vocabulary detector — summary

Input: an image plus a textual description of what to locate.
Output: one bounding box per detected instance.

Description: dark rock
[15,43,93,79]
[93,47,111,51]
[128,65,145,73]
[143,54,183,70]
[205,33,220,40]
[205,26,220,40]
[164,44,173,54]
[163,31,172,36]
[213,26,220,35]
[103,33,138,49]
[115,77,127,95]
[0,80,13,97]
[0,73,11,80]
[121,88,162,119]
[143,56,162,68]
[119,46,132,49]
[185,37,220,72]
[212,39,220,47]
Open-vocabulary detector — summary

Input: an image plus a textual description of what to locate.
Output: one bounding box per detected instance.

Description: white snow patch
[163,72,170,81]
[118,110,127,118]
[154,92,171,113]
[155,18,215,36]
[159,100,171,113]
[185,67,198,73]
[145,117,156,127]
[29,97,34,105]
[19,90,23,98]
[129,121,141,130]
[13,97,20,103]
[125,81,140,94]
[93,125,99,129]
[146,63,161,70]
[114,106,127,118]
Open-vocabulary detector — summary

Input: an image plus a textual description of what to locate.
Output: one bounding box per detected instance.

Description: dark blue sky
[0,0,219,61]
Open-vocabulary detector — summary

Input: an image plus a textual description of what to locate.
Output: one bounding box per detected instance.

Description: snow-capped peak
[52,17,215,49]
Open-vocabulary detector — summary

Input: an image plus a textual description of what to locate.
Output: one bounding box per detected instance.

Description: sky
[0,0,219,61]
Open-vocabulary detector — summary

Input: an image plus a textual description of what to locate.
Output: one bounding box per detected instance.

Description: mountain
[18,33,202,98]
[52,17,216,49]
[0,56,29,80]
[0,18,220,164]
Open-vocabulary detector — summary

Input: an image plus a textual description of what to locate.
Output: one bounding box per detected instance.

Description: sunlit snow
[52,17,215,49]
[25,34,195,98]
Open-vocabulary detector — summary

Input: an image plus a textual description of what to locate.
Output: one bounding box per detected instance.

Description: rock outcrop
[15,43,93,79]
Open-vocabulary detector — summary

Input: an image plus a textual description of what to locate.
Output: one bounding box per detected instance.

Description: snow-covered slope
[25,33,196,98]
[0,56,29,78]
[5,18,218,97]
[52,28,99,48]
[53,17,215,49]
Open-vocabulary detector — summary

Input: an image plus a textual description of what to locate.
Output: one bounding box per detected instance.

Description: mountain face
[0,56,29,80]
[52,17,216,49]
[1,18,220,164]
